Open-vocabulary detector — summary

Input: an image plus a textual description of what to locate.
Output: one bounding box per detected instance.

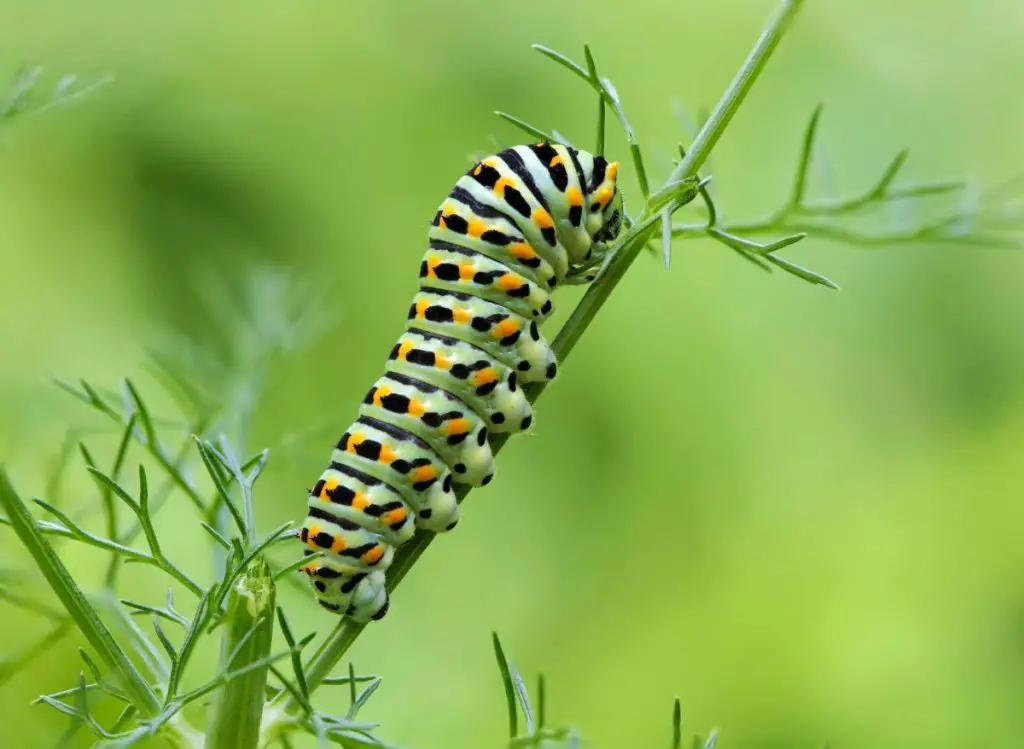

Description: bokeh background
[1,1,1023,747]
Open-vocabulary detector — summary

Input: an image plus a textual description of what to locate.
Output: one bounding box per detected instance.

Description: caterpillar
[299,142,624,621]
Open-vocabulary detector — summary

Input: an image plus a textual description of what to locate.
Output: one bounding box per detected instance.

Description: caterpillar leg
[563,257,607,285]
[563,243,621,285]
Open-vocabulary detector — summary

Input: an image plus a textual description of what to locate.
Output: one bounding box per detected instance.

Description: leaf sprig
[666,104,1023,288]
[0,271,396,748]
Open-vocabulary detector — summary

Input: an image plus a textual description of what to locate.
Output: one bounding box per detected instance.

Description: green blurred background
[1,0,1023,747]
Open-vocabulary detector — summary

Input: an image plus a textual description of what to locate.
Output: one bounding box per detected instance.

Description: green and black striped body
[300,142,624,621]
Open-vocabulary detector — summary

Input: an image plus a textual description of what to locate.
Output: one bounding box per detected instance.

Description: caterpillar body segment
[418,245,554,322]
[431,194,565,285]
[440,167,569,280]
[360,372,496,486]
[307,464,415,547]
[407,289,557,383]
[334,417,459,533]
[387,330,533,434]
[301,142,623,621]
[299,515,393,574]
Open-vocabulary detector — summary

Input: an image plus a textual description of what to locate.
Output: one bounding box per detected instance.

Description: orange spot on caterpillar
[494,176,516,196]
[346,433,365,454]
[320,479,339,501]
[566,186,583,207]
[412,465,437,482]
[398,341,414,361]
[415,299,429,320]
[493,319,520,338]
[444,418,471,436]
[306,525,321,547]
[352,492,370,511]
[453,307,472,325]
[509,243,536,261]
[459,262,476,281]
[379,445,397,464]
[363,545,385,564]
[372,387,391,408]
[426,256,441,279]
[532,208,554,229]
[472,368,498,386]
[434,353,453,370]
[408,399,426,418]
[438,206,459,231]
[384,507,407,525]
[331,534,346,553]
[467,220,487,238]
[607,161,620,181]
[496,274,523,292]
[593,187,613,209]
[549,155,564,169]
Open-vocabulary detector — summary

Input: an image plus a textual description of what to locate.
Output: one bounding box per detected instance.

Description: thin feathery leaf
[200,521,233,551]
[86,466,204,597]
[276,607,310,702]
[511,662,534,736]
[494,111,555,143]
[165,589,212,702]
[763,253,839,289]
[272,549,317,582]
[537,674,546,730]
[790,103,823,207]
[672,698,683,749]
[531,45,590,82]
[348,677,383,719]
[320,672,380,687]
[151,619,179,670]
[492,632,519,738]
[584,45,606,155]
[194,437,247,537]
[121,598,190,629]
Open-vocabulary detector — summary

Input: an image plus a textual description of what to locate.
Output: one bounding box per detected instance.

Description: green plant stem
[272,0,805,716]
[669,0,804,184]
[205,558,276,749]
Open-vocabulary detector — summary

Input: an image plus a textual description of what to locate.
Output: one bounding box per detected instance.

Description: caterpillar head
[586,158,623,254]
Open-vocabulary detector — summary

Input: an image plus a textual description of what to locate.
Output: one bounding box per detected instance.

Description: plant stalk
[205,557,276,749]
